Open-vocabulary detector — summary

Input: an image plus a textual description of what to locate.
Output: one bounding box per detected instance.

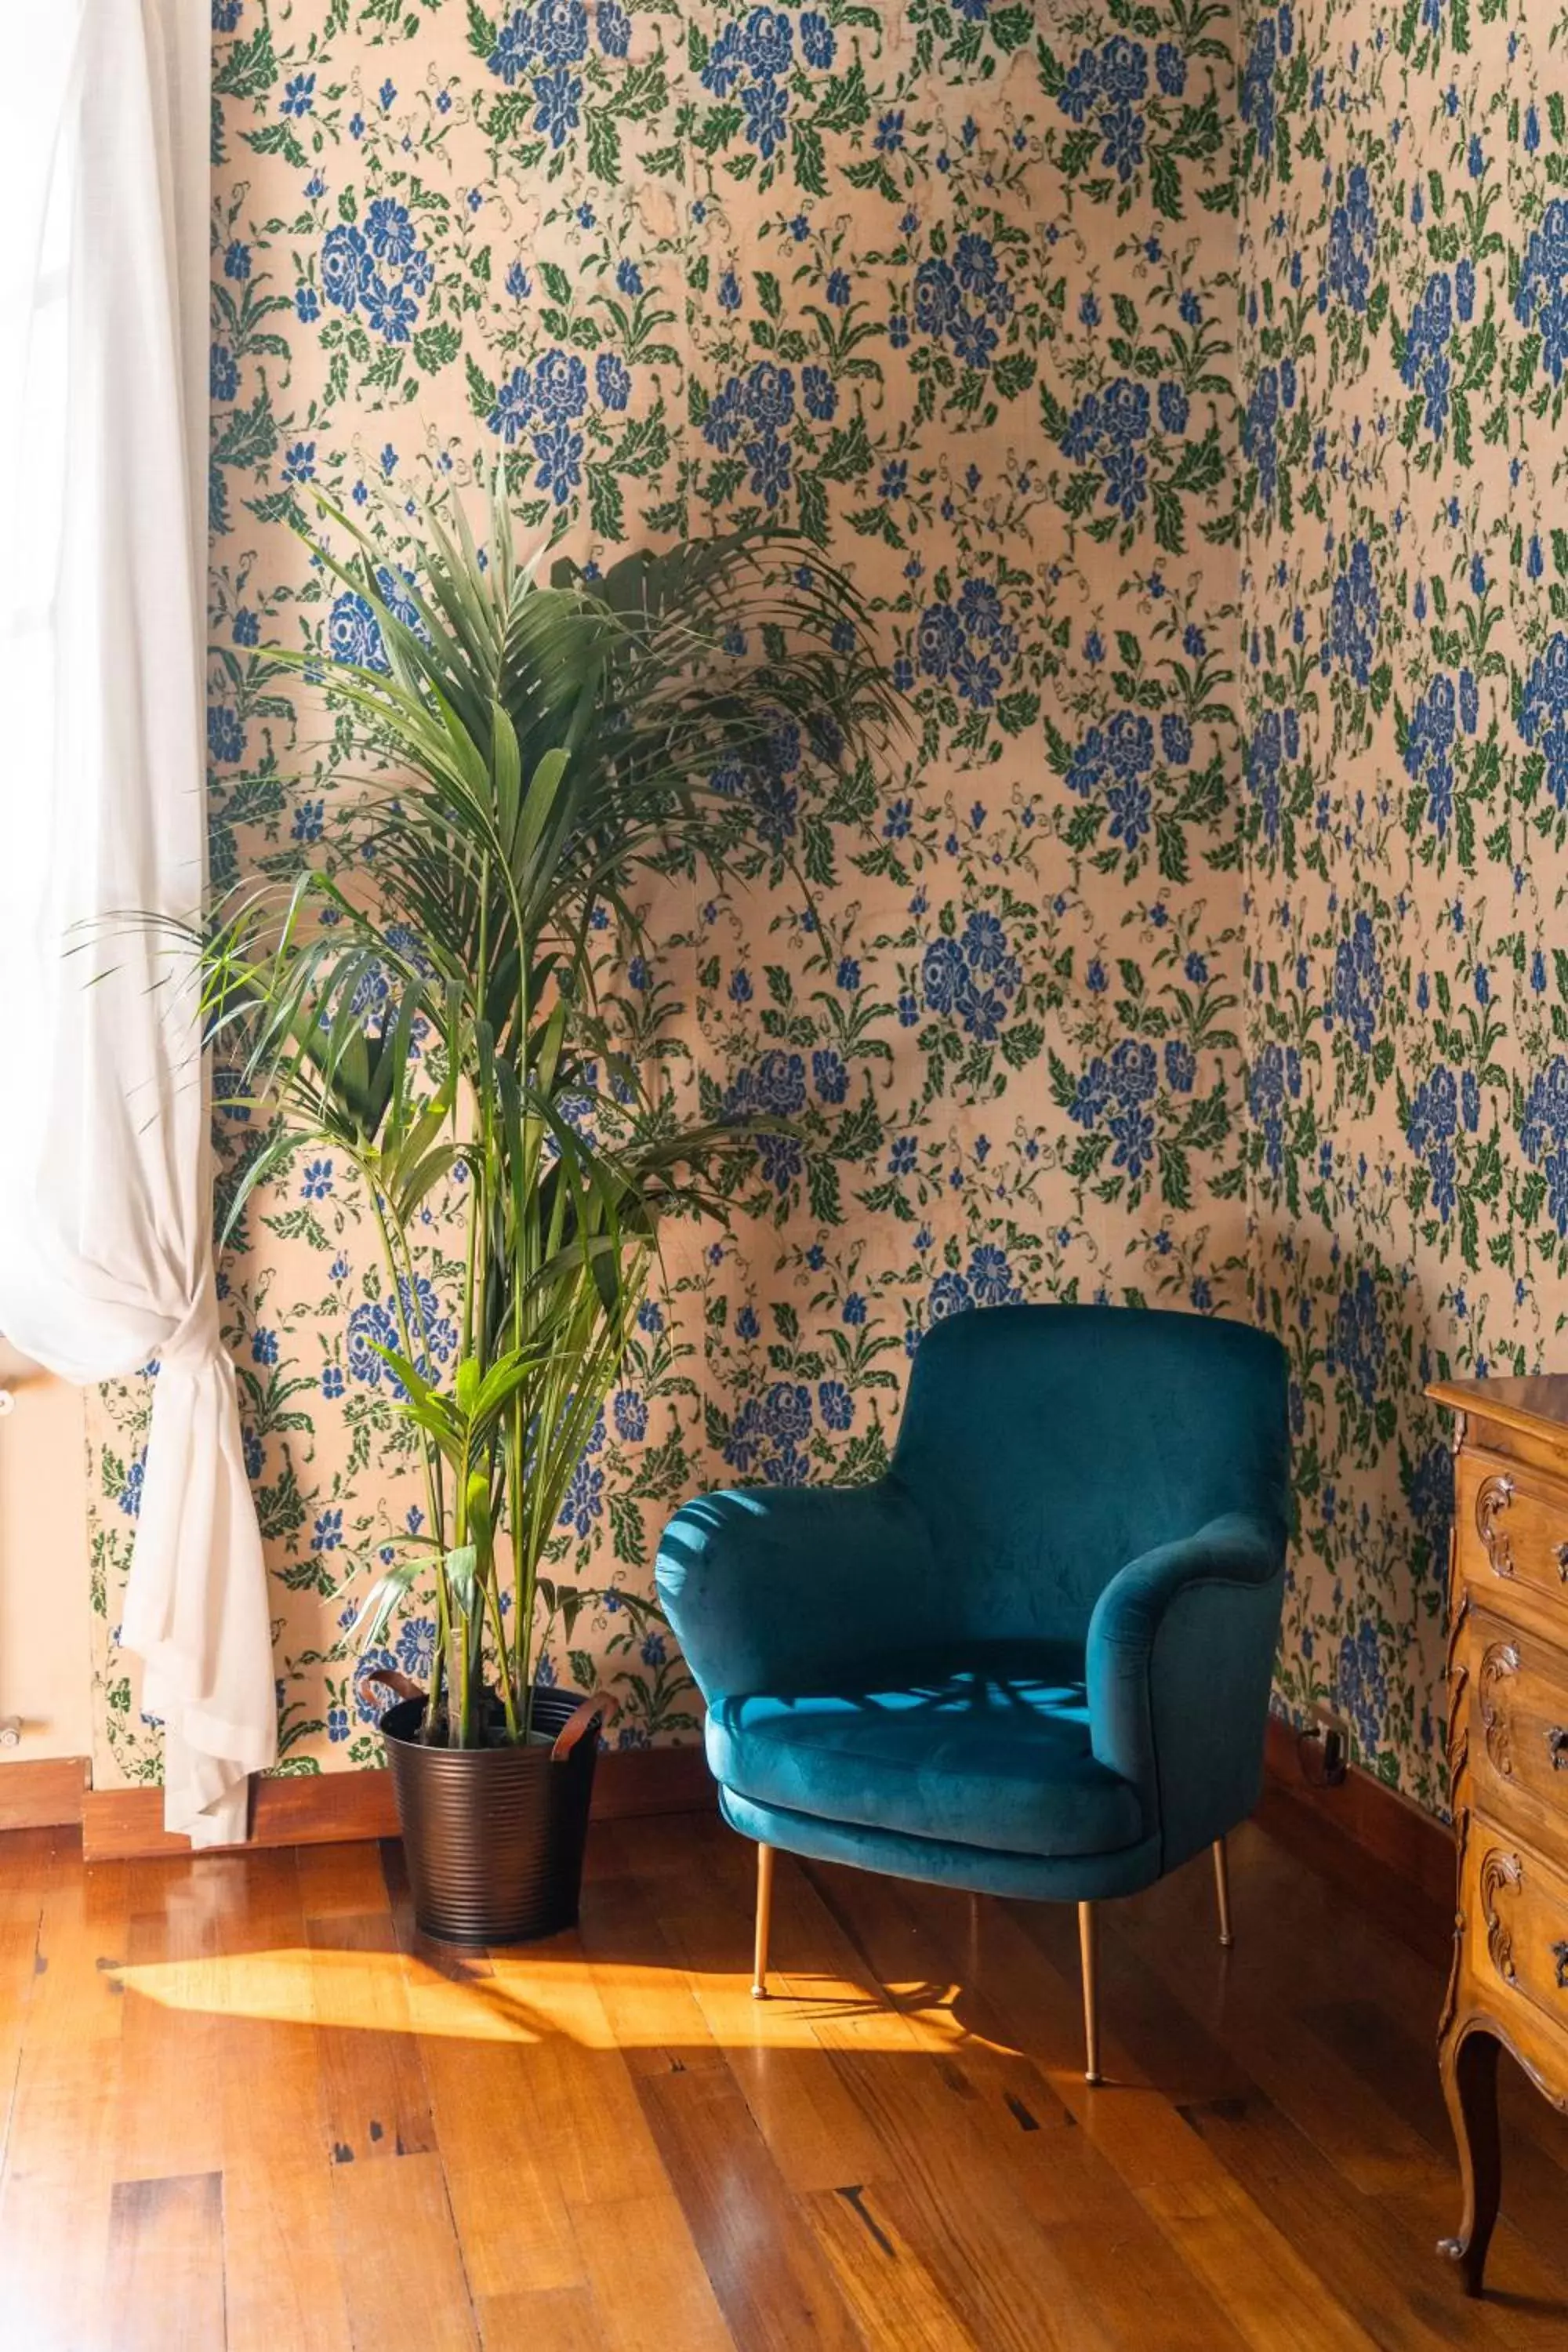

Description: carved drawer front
[1468,1612,1568,1868]
[1463,1816,1568,2053]
[1456,1449,1568,1610]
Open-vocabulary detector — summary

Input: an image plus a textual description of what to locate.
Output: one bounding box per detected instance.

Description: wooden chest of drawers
[1430,1376,1568,2293]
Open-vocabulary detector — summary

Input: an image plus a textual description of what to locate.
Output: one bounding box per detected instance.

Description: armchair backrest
[891,1305,1290,1645]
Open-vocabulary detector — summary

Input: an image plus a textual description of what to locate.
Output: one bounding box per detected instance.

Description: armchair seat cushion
[705,1640,1145,1860]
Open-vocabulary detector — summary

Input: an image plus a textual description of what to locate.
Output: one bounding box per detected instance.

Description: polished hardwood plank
[2,1813,1568,2347]
[106,2169,226,2352]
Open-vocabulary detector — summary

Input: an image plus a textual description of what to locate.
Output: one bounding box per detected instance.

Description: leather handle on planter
[550,1691,618,1761]
[359,1663,424,1705]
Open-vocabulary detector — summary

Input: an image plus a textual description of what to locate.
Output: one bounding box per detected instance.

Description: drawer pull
[1549,1727,1568,1772]
[1555,1941,1568,1992]
[1475,1475,1515,1576]
[1557,1542,1568,1581]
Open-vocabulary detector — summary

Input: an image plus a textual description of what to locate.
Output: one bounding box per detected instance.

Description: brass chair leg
[752,1842,775,1999]
[1214,1835,1234,1949]
[1079,1900,1102,2085]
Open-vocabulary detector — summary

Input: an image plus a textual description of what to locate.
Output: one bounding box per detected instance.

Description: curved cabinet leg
[1438,2025,1502,2296]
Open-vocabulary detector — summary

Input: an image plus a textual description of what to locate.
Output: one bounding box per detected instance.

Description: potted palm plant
[201,481,892,1941]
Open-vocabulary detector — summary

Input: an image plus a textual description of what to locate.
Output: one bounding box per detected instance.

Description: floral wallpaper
[88,0,1247,1792]
[99,0,1561,1827]
[1236,0,1568,1809]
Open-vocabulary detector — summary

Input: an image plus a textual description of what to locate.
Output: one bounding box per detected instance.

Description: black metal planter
[379,1688,599,1944]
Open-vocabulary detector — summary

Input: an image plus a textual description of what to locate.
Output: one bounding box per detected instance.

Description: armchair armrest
[1087,1511,1286,1870]
[655,1479,940,1702]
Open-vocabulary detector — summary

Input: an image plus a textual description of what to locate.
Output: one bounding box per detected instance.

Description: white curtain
[0,0,275,1845]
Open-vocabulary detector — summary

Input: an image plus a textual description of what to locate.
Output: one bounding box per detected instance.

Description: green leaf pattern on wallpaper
[93,0,1560,1814]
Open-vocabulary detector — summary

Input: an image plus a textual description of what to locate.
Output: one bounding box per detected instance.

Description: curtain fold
[0,0,275,1846]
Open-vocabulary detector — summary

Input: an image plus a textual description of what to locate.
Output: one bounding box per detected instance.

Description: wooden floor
[2,1809,1567,2352]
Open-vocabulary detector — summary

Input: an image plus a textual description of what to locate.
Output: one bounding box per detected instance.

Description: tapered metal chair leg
[1079,1900,1102,2084]
[752,1842,775,1999]
[1214,1835,1234,1949]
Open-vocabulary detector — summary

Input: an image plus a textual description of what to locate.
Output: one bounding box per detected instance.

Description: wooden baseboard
[0,1755,89,1833]
[1259,1712,1454,1959]
[79,1739,715,1863]
[53,1705,1457,1916]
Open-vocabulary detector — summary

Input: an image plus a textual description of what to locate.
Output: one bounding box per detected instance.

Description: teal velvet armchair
[655,1304,1290,2080]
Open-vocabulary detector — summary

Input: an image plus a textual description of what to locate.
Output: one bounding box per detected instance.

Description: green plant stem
[368,1184,448,1737]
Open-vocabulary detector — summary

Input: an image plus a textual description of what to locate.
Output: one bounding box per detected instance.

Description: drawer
[1456,1446,1568,1609]
[1467,1610,1568,1870]
[1463,1813,1568,2056]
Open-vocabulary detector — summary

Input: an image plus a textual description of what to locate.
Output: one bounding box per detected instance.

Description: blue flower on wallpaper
[328,590,390,674]
[1403,673,1457,834]
[535,349,589,418]
[559,1457,605,1536]
[1057,378,1153,520]
[1325,166,1376,313]
[1521,1058,1568,1236]
[723,1050,808,1123]
[535,421,585,503]
[742,78,788,158]
[612,1388,648,1443]
[1067,710,1155,811]
[741,8,793,75]
[1155,42,1185,96]
[1332,1270,1385,1409]
[1330,913,1383,1052]
[1400,274,1453,437]
[1069,1038,1160,1180]
[208,705,245,765]
[320,224,366,310]
[920,913,1022,1042]
[912,248,1011,373]
[722,1376,815,1479]
[1247,1042,1301,1177]
[488,0,625,131]
[1406,1064,1459,1221]
[818,1379,854,1429]
[929,1268,973,1320]
[395,1617,436,1681]
[346,1276,456,1396]
[1334,1618,1387,1758]
[1157,381,1189,434]
[967,1245,1018,1305]
[1055,39,1150,187]
[364,198,419,266]
[533,66,583,146]
[596,353,631,409]
[1330,539,1379,686]
[488,368,534,445]
[1519,633,1568,806]
[1164,1040,1196,1091]
[1515,201,1568,383]
[118,1450,146,1519]
[916,578,1018,709]
[1240,15,1279,172]
[1242,366,1280,503]
[1244,706,1294,841]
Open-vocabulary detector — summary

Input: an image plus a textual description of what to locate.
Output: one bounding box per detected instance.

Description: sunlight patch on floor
[111,1947,977,2050]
